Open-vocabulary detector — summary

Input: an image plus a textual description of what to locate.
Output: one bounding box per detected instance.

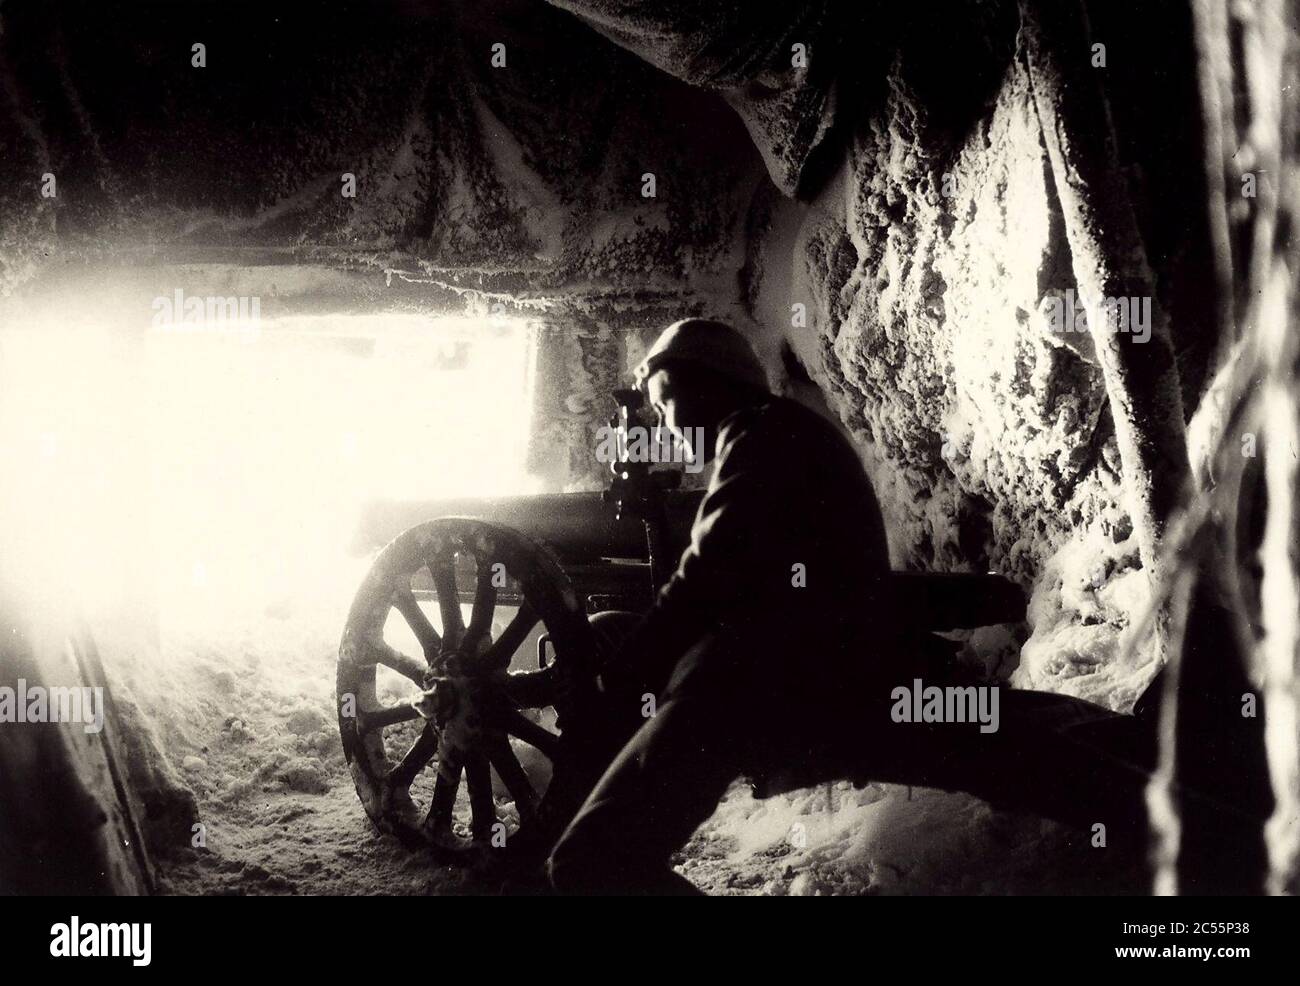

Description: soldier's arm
[599,416,798,695]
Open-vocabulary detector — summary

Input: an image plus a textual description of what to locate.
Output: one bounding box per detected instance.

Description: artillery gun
[336,392,1169,857]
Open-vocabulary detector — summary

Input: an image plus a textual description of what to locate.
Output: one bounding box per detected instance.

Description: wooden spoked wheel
[337,518,595,852]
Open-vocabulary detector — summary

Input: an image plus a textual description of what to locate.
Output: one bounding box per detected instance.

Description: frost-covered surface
[126,603,1141,896]
[1014,525,1158,712]
[546,0,869,196]
[740,6,1208,712]
[0,2,761,297]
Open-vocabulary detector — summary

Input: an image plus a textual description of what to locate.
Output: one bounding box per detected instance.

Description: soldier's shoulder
[724,396,842,443]
[718,396,851,462]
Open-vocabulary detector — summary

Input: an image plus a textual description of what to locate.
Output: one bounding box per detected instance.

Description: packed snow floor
[137,605,1145,896]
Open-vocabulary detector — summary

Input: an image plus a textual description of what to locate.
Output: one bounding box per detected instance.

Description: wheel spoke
[497,707,561,760]
[479,601,539,671]
[463,562,498,654]
[387,722,440,790]
[465,751,497,840]
[368,639,427,684]
[485,733,538,822]
[429,555,466,650]
[358,703,422,734]
[392,586,441,663]
[426,739,463,833]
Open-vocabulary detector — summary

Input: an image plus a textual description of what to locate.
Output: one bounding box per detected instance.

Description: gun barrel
[351,491,704,562]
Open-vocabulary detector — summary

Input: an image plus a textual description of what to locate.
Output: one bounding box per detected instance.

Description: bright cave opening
[2,312,539,627]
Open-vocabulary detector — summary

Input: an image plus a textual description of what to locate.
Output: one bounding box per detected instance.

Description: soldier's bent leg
[546,687,749,895]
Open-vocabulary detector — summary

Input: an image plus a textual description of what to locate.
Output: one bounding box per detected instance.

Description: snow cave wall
[738,0,1219,711]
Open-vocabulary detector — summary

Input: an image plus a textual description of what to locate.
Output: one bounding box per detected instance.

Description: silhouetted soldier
[545,318,900,894]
